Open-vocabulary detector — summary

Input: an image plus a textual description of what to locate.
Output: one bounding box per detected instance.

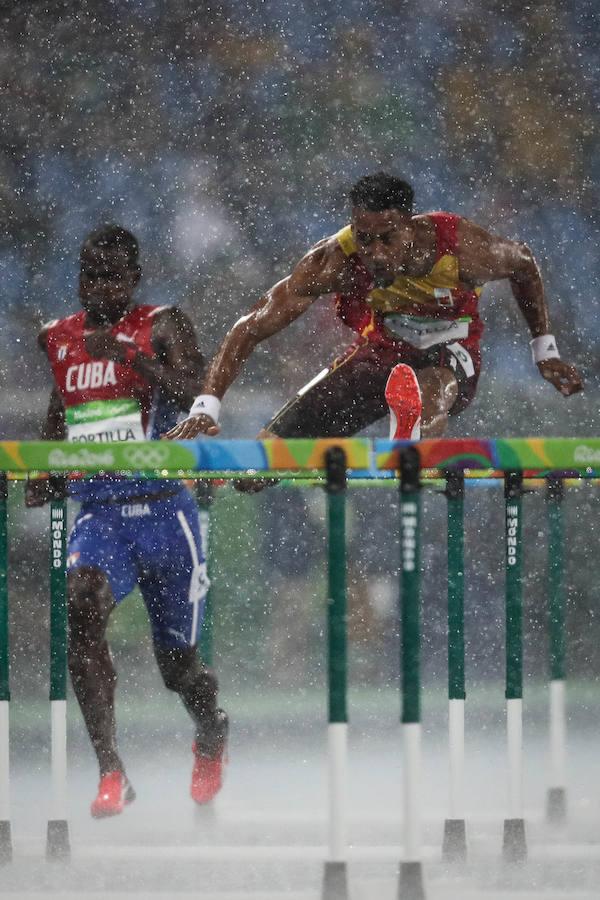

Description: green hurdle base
[0,820,11,864]
[46,819,70,861]
[502,818,527,864]
[398,861,425,900]
[322,860,348,900]
[442,819,467,864]
[546,787,567,826]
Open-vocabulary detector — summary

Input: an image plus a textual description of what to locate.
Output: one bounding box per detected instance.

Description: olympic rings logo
[122,445,171,469]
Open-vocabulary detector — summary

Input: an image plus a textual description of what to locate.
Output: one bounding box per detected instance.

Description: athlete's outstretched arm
[85,307,205,408]
[165,242,343,440]
[25,387,67,507]
[457,219,583,396]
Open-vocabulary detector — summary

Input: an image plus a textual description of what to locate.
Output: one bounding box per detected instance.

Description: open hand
[25,475,67,508]
[85,330,128,363]
[163,414,221,440]
[537,359,583,396]
[232,477,279,493]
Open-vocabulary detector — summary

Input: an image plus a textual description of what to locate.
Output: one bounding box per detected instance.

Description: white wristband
[189,394,221,424]
[530,334,560,364]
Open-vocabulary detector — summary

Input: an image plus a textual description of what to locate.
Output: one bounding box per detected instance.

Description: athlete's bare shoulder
[412,213,436,225]
[150,305,195,339]
[456,216,533,284]
[38,318,60,352]
[287,235,350,298]
[456,215,496,246]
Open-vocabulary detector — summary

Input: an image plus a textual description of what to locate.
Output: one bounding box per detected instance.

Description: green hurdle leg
[443,472,467,863]
[322,447,349,900]
[0,475,11,863]
[398,446,426,900]
[46,498,70,861]
[546,477,567,824]
[503,472,527,863]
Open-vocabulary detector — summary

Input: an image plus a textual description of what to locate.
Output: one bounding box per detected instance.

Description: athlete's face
[351,207,415,286]
[79,245,139,325]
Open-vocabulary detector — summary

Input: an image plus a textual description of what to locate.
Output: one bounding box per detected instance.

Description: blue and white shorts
[68,486,209,649]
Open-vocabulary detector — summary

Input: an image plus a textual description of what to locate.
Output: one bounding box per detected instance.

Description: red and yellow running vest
[334,212,483,350]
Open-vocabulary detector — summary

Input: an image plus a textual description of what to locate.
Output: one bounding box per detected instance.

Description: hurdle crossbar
[0,437,598,477]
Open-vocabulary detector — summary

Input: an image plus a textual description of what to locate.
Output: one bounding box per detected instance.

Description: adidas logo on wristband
[530,335,560,364]
[189,394,221,423]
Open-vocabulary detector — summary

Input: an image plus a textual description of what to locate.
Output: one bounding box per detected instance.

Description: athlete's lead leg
[385,364,458,441]
[385,364,422,439]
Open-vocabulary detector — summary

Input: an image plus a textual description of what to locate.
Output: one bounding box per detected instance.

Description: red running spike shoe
[91,771,136,818]
[191,742,227,804]
[384,364,422,440]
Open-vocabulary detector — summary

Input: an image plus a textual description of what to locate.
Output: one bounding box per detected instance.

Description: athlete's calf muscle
[418,366,459,438]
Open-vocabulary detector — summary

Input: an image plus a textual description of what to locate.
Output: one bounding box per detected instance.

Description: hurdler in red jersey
[45,304,161,441]
[43,304,179,502]
[167,172,582,445]
[28,225,229,818]
[334,211,483,352]
[267,211,484,438]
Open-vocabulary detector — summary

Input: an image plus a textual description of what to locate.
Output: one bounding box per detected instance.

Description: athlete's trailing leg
[155,645,228,803]
[68,567,136,818]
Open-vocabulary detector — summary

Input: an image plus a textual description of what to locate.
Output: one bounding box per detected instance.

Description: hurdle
[47,496,70,860]
[503,470,527,862]
[0,436,595,898]
[322,446,350,900]
[0,475,10,864]
[546,476,567,825]
[442,470,466,863]
[398,446,425,900]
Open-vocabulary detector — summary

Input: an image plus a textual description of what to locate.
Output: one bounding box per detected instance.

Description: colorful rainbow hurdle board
[0,436,595,900]
[1,435,600,476]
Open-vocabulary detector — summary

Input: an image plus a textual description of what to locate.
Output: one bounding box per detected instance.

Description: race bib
[383,314,470,349]
[66,398,146,443]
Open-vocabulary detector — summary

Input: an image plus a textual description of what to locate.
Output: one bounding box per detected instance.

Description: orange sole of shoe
[384,364,422,440]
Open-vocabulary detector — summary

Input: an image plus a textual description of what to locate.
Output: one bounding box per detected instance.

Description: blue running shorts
[67,486,209,648]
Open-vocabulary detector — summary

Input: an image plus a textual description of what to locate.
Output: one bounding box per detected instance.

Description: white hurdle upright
[443,472,467,862]
[502,473,527,862]
[321,448,349,900]
[546,477,568,825]
[46,499,70,861]
[398,447,426,900]
[0,475,11,864]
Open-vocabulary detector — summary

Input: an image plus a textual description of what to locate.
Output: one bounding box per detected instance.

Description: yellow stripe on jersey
[335,224,481,313]
[335,225,358,256]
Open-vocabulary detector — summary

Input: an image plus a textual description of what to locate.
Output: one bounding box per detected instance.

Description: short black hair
[81,225,139,268]
[349,173,414,214]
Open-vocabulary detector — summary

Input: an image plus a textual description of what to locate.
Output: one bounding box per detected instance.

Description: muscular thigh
[68,504,137,603]
[266,343,393,438]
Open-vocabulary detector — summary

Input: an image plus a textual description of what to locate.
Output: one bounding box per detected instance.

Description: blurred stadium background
[1,1,599,732]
